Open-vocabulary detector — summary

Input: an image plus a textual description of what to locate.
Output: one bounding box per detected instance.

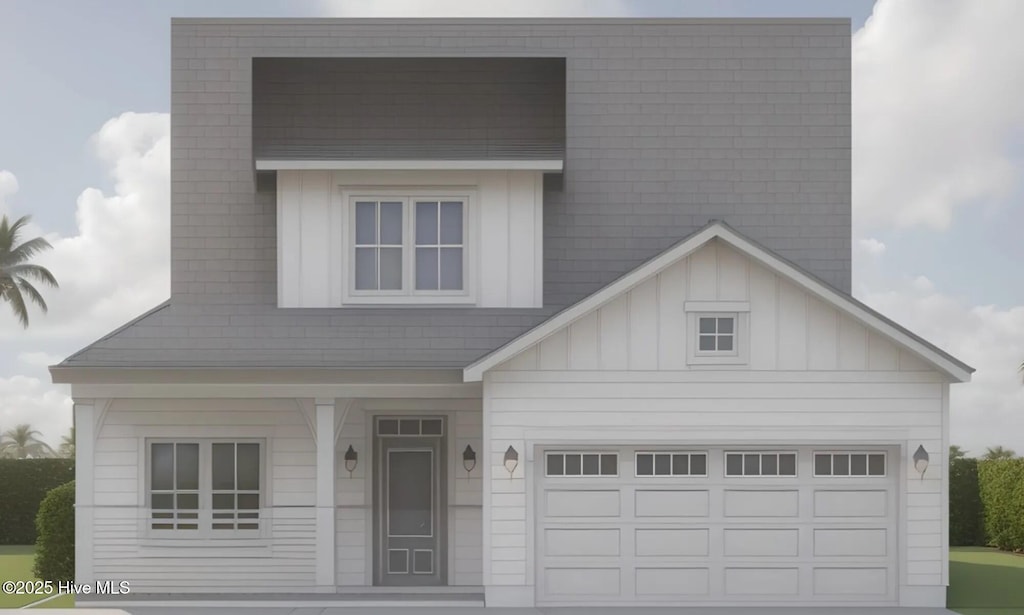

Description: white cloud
[319,0,627,17]
[856,237,887,258]
[853,0,1024,231]
[0,375,72,450]
[17,352,64,369]
[0,170,17,213]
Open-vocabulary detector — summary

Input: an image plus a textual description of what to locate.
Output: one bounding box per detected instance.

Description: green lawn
[950,547,1024,615]
[0,546,74,609]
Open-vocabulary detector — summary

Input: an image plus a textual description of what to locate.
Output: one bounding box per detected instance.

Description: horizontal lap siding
[92,399,316,591]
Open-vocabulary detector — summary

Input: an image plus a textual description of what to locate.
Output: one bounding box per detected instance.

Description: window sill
[341,295,477,307]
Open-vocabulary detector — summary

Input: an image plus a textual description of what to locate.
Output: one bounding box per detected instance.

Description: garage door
[536,446,898,606]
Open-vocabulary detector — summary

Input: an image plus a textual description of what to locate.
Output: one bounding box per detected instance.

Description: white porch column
[74,400,95,584]
[315,398,337,588]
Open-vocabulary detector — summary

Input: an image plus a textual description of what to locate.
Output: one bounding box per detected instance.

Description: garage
[536,446,899,606]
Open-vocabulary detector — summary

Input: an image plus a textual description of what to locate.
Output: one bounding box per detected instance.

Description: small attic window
[697,316,735,353]
[685,302,750,366]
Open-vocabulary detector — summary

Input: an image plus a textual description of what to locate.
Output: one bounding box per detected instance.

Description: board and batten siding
[277,169,543,308]
[482,239,949,607]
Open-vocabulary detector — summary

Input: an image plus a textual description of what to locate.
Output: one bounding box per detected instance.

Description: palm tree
[983,446,1016,460]
[0,424,54,459]
[0,214,58,328]
[58,426,75,458]
[949,445,968,460]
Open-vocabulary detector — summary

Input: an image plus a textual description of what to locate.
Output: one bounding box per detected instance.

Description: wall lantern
[503,445,519,478]
[913,445,929,480]
[344,445,358,476]
[462,445,477,475]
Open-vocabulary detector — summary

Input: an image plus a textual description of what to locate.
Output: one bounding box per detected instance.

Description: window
[348,194,470,302]
[725,451,797,477]
[698,316,735,352]
[546,452,618,477]
[148,440,262,534]
[376,417,444,437]
[814,452,886,477]
[685,303,750,366]
[635,452,708,477]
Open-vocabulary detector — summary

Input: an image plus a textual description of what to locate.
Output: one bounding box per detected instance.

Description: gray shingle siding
[64,18,852,368]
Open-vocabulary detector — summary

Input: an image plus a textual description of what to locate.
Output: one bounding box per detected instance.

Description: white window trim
[724,450,799,478]
[340,188,478,306]
[686,303,750,366]
[144,438,267,540]
[634,451,709,477]
[544,451,620,478]
[813,450,888,478]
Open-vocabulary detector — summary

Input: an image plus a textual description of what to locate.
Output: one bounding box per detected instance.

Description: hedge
[0,458,75,544]
[33,481,75,583]
[949,457,986,546]
[978,458,1024,551]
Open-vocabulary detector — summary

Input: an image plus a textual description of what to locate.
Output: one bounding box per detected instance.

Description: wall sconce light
[462,445,477,475]
[503,445,519,478]
[344,445,358,476]
[913,445,929,480]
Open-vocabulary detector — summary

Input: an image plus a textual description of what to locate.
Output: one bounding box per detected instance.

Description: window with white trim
[685,303,750,366]
[725,451,797,477]
[546,452,618,477]
[148,440,262,534]
[814,452,886,477]
[635,452,708,476]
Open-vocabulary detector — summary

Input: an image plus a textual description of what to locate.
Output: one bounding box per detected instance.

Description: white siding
[278,169,543,308]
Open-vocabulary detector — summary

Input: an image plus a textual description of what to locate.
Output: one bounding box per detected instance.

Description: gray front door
[374,417,446,586]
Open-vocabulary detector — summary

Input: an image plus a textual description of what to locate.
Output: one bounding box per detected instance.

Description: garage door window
[635,452,708,476]
[814,452,886,477]
[725,452,797,477]
[546,452,618,477]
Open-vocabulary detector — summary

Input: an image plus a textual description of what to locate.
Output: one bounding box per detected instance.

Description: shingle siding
[67,18,852,368]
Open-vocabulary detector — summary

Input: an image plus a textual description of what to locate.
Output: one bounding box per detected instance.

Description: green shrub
[0,458,75,544]
[978,459,1024,551]
[950,457,986,546]
[33,480,75,582]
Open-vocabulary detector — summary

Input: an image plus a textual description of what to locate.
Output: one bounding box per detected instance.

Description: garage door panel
[635,489,709,517]
[814,490,887,517]
[723,528,799,557]
[635,567,710,597]
[545,489,619,517]
[635,528,709,557]
[813,567,888,596]
[814,528,887,556]
[545,528,620,557]
[724,489,799,517]
[724,567,800,596]
[544,568,621,596]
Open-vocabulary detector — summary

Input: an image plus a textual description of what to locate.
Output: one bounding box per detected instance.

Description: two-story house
[51,17,971,609]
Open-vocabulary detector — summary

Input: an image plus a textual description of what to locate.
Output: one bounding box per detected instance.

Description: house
[50,17,972,609]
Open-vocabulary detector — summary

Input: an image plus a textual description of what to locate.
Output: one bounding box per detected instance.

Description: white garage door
[536,446,898,606]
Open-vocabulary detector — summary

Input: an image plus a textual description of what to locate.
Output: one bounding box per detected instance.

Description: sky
[1,0,1022,457]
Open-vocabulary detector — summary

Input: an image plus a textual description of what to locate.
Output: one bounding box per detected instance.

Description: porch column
[74,400,95,584]
[315,398,336,588]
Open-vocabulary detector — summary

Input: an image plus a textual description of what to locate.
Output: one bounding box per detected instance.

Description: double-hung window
[349,195,470,302]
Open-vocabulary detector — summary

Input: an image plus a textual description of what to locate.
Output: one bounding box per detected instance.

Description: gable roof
[463,220,974,382]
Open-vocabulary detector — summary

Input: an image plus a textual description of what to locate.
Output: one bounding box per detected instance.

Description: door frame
[371,416,448,586]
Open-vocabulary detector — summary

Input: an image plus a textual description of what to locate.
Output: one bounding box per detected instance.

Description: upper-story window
[685,302,750,366]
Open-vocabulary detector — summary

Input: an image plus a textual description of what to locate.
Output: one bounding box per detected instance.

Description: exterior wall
[278,170,543,308]
[481,242,949,607]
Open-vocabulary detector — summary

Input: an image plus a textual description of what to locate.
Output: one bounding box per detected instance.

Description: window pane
[718,335,734,351]
[177,493,198,510]
[699,317,716,334]
[237,443,260,491]
[851,454,868,476]
[399,419,419,435]
[379,201,403,245]
[779,453,797,476]
[379,247,402,290]
[726,453,743,476]
[718,317,734,334]
[176,443,199,491]
[833,454,850,476]
[355,247,377,290]
[213,493,235,510]
[744,453,760,476]
[565,454,582,475]
[654,454,671,476]
[601,454,617,476]
[212,443,235,490]
[440,201,463,244]
[238,493,260,510]
[815,454,832,476]
[582,454,599,475]
[547,454,564,476]
[355,202,376,245]
[439,248,463,290]
[378,419,398,435]
[672,454,689,476]
[416,247,439,290]
[868,454,886,476]
[762,453,778,476]
[636,453,653,476]
[151,493,173,509]
[416,201,438,245]
[421,419,443,435]
[388,450,432,536]
[699,335,716,351]
[151,443,174,491]
[690,454,707,476]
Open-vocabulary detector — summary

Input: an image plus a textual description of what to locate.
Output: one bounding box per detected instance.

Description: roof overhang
[255,159,564,171]
[463,221,975,383]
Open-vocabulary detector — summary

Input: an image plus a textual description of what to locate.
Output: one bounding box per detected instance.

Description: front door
[374,417,446,586]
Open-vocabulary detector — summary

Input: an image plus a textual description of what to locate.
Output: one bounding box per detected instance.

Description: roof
[464,220,975,382]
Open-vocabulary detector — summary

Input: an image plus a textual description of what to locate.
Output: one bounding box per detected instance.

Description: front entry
[373,417,446,586]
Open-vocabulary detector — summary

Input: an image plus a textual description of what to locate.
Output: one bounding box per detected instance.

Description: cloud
[17,352,64,369]
[0,170,17,214]
[852,0,1024,231]
[319,0,628,17]
[856,237,887,258]
[0,375,72,450]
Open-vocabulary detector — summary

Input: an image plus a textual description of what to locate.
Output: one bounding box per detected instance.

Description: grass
[0,545,73,609]
[950,546,1024,615]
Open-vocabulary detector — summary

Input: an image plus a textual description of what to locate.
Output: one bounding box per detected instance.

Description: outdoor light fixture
[503,445,519,478]
[344,445,358,476]
[462,445,477,475]
[913,445,930,480]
